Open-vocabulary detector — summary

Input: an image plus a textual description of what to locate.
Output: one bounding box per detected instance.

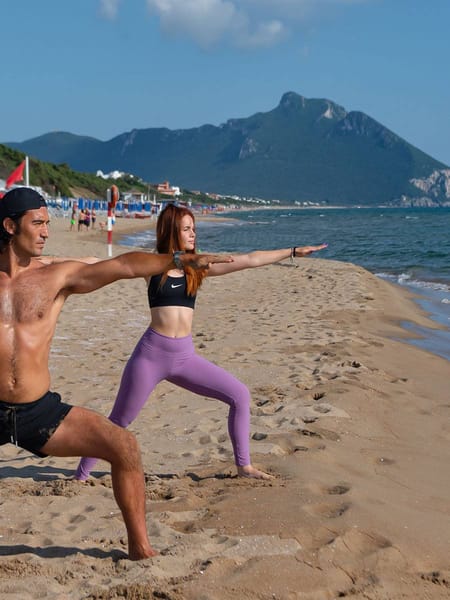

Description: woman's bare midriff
[149,305,194,338]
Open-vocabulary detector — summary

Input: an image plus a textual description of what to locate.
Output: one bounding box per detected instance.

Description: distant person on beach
[0,187,230,560]
[77,209,86,231]
[70,207,77,231]
[75,203,327,482]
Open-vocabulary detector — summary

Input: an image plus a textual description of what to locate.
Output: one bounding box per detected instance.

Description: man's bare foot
[237,465,273,480]
[128,545,159,561]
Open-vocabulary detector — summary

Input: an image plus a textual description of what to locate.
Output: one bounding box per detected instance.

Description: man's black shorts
[0,391,72,457]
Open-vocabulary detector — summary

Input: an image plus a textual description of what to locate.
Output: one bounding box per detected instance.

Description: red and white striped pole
[107,204,113,257]
[106,185,119,257]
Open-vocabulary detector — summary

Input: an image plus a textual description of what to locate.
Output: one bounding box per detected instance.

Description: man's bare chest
[0,278,54,323]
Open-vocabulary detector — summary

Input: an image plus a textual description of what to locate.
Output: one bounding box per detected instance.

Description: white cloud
[146,0,291,48]
[146,0,237,48]
[99,0,120,20]
[100,0,372,48]
[234,19,285,49]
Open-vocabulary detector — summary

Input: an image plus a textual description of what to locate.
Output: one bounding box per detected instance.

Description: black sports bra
[148,273,196,309]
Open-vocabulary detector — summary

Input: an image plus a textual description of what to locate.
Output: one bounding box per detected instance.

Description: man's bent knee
[111,426,142,470]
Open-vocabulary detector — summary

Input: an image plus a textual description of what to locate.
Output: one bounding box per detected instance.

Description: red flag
[6,160,26,189]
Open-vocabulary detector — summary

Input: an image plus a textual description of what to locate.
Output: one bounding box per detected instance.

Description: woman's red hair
[156,203,206,295]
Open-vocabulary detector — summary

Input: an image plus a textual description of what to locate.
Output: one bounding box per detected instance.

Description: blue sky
[2,0,450,166]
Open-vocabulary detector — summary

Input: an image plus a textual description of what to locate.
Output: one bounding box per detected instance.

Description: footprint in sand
[315,527,395,582]
[10,479,82,498]
[306,481,351,497]
[326,483,351,495]
[420,571,450,588]
[144,478,178,501]
[252,430,327,456]
[302,416,318,424]
[313,404,332,414]
[297,426,341,442]
[305,501,351,519]
[0,558,48,577]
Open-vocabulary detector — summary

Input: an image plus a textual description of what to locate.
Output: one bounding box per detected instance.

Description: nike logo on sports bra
[171,284,183,288]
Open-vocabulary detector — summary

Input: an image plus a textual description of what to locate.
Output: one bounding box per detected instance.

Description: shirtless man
[0,187,231,560]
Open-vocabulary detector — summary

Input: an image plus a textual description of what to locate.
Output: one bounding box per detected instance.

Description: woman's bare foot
[237,465,273,480]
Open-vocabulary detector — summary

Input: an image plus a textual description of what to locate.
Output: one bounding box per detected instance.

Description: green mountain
[0,144,148,199]
[5,92,449,205]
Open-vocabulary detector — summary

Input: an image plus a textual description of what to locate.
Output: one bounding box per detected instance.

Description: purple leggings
[75,328,251,480]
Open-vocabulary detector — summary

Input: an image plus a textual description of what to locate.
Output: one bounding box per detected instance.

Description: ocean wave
[120,231,155,248]
[243,220,273,225]
[376,272,450,293]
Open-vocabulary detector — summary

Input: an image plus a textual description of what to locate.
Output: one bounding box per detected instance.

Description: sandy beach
[0,215,449,600]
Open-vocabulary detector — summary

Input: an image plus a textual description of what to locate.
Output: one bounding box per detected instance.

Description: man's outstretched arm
[62,251,233,294]
[36,256,100,265]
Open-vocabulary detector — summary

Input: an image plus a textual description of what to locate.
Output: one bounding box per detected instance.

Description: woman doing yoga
[75,204,327,481]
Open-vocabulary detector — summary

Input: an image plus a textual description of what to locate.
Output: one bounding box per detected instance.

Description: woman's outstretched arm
[206,244,327,277]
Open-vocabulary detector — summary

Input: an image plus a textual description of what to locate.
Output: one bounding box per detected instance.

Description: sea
[119,206,450,362]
